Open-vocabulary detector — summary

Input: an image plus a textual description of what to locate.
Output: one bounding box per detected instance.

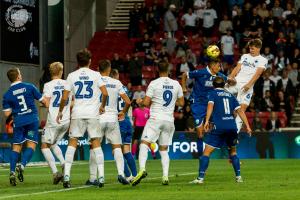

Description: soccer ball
[206,45,220,59]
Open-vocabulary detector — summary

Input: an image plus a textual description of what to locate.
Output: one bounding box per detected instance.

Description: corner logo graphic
[5,4,32,32]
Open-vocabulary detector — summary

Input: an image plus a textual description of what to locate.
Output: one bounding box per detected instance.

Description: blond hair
[49,62,63,77]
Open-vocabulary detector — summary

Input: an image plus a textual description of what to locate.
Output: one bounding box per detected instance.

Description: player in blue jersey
[111,69,137,182]
[191,76,252,184]
[181,59,227,181]
[2,68,48,186]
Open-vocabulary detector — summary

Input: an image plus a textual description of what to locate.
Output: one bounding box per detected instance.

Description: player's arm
[181,72,188,93]
[119,93,131,120]
[3,110,12,117]
[176,96,185,107]
[142,96,151,107]
[99,85,108,114]
[236,108,252,136]
[56,90,70,123]
[204,102,214,132]
[242,67,264,92]
[42,97,50,108]
[228,63,241,79]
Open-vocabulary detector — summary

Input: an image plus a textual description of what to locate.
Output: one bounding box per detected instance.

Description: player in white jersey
[41,62,71,184]
[227,39,267,132]
[132,61,185,186]
[56,49,108,188]
[96,60,131,185]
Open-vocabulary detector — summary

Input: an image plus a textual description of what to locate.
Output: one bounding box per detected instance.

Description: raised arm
[228,63,242,79]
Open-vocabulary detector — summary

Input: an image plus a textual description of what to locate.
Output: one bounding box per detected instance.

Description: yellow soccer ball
[206,45,220,59]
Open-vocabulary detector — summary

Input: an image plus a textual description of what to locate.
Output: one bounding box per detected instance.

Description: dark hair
[213,76,225,88]
[7,68,20,82]
[76,49,91,67]
[158,61,169,73]
[110,68,119,78]
[208,58,220,67]
[98,59,111,72]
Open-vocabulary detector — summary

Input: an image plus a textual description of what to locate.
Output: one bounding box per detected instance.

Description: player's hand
[182,87,188,94]
[118,111,125,121]
[204,121,210,132]
[136,98,143,105]
[99,106,105,114]
[241,83,251,93]
[227,77,237,86]
[56,112,63,124]
[246,126,252,137]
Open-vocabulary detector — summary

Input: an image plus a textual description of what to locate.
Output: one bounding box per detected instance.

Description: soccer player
[97,60,131,185]
[192,76,252,184]
[110,69,137,182]
[2,68,47,186]
[227,38,267,132]
[181,59,226,179]
[41,62,71,184]
[132,61,184,186]
[56,49,108,188]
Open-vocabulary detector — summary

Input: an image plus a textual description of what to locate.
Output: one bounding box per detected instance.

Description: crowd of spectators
[108,0,300,130]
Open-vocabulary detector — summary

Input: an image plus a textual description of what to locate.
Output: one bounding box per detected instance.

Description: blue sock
[230,155,241,176]
[197,138,203,157]
[199,155,209,178]
[124,158,131,177]
[124,152,137,176]
[21,148,34,167]
[10,151,20,173]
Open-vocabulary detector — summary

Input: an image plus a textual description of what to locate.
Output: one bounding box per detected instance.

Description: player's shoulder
[257,54,268,62]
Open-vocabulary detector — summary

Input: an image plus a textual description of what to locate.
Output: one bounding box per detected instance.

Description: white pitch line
[0,172,197,199]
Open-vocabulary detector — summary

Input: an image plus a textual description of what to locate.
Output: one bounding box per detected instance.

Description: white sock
[93,147,104,178]
[51,144,65,166]
[139,143,149,171]
[159,150,170,177]
[41,148,58,174]
[235,115,243,133]
[113,148,124,176]
[89,149,97,182]
[64,146,76,177]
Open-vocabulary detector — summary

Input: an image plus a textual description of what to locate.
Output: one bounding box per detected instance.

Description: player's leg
[9,126,24,186]
[132,119,159,186]
[158,122,175,185]
[41,127,63,184]
[235,89,252,133]
[106,122,128,184]
[85,145,99,186]
[121,121,137,180]
[88,119,105,187]
[63,119,84,188]
[227,131,242,182]
[132,126,143,158]
[191,131,221,184]
[50,124,69,170]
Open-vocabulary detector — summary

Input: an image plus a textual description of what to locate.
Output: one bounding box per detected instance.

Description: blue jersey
[2,82,42,127]
[208,88,240,130]
[188,67,227,104]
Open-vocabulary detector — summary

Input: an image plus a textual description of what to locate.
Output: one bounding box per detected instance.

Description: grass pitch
[0,159,299,200]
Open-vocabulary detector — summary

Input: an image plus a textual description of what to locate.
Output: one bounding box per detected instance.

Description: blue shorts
[205,129,238,149]
[13,121,39,144]
[119,118,133,144]
[190,102,207,127]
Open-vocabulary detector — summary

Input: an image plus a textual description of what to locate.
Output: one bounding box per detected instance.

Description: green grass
[0,159,299,200]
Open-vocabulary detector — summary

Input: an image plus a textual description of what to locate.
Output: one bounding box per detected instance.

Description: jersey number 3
[17,95,28,112]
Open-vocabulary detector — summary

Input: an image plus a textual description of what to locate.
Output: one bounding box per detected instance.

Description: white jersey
[65,67,104,119]
[235,53,267,86]
[43,79,71,127]
[146,77,183,122]
[221,35,234,55]
[99,76,125,123]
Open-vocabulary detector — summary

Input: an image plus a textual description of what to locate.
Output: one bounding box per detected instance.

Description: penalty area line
[0,172,197,199]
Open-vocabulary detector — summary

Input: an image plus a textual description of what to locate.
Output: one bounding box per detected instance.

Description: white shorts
[225,84,253,106]
[69,119,100,139]
[99,122,122,144]
[42,123,69,145]
[141,119,175,146]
